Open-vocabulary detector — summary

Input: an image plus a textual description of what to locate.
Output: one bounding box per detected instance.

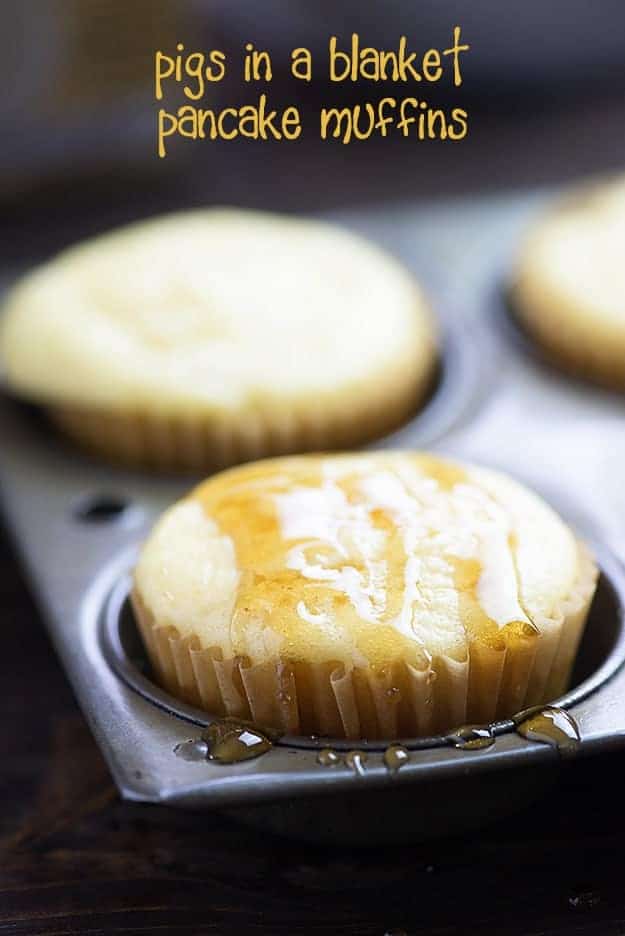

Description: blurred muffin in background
[0,208,437,472]
[513,175,625,389]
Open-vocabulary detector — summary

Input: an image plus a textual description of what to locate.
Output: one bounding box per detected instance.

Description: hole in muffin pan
[100,543,625,754]
[73,494,132,523]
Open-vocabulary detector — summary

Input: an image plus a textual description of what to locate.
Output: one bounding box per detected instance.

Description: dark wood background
[2,84,625,936]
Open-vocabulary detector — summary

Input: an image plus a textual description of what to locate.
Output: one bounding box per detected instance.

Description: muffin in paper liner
[46,349,430,473]
[131,453,598,740]
[0,208,436,473]
[512,175,625,391]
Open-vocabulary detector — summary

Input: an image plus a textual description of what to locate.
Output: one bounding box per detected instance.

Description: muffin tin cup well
[101,543,625,756]
[63,537,625,844]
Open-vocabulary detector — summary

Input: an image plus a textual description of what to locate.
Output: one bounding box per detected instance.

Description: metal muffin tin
[2,186,625,842]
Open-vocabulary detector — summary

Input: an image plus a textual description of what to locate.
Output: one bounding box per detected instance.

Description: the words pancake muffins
[132,452,598,740]
[0,209,436,471]
[513,175,625,389]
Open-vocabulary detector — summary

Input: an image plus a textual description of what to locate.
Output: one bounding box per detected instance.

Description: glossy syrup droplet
[173,739,209,762]
[446,724,495,751]
[317,748,341,767]
[383,744,410,773]
[345,750,368,776]
[385,686,401,700]
[514,706,580,757]
[201,717,275,764]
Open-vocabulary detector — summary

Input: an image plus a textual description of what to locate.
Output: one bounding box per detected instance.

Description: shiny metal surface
[1,187,625,821]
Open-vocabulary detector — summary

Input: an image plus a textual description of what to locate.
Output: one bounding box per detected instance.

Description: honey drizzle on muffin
[192,454,536,669]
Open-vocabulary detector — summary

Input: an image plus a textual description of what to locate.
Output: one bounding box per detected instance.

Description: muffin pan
[2,186,625,841]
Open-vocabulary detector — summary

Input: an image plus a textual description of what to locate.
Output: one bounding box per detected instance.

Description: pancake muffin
[513,175,625,389]
[133,452,597,738]
[0,210,437,471]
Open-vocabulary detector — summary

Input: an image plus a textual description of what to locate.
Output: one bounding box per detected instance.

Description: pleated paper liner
[510,277,625,392]
[47,348,435,473]
[511,178,625,393]
[131,544,597,740]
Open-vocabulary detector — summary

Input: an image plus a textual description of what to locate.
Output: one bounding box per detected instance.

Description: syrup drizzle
[383,744,410,772]
[173,706,580,771]
[317,748,341,767]
[513,705,581,757]
[345,750,368,776]
[173,738,209,762]
[446,724,495,751]
[193,455,537,674]
[173,718,276,765]
[202,717,275,764]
